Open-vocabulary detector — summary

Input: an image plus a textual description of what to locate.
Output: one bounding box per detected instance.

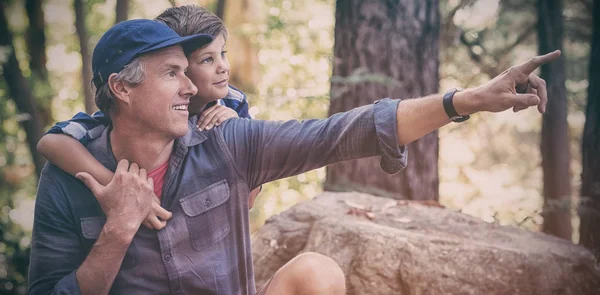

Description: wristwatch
[443,88,470,123]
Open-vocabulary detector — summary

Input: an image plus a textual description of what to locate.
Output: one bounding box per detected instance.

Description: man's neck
[109,123,174,171]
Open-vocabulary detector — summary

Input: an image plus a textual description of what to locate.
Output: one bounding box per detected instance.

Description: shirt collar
[87,119,206,171]
[182,116,207,147]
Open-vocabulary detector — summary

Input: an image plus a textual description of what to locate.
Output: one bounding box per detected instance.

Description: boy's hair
[155,5,228,44]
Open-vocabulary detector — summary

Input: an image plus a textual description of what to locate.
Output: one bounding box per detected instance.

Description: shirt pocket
[179,179,231,251]
[80,216,138,270]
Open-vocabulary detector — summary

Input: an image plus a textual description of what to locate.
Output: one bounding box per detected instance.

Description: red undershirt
[147,159,169,200]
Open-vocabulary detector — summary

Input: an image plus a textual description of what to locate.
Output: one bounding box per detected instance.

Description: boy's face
[126,45,197,138]
[186,34,230,112]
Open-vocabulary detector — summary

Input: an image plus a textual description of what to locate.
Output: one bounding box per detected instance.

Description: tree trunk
[115,0,129,24]
[538,0,572,240]
[0,2,47,177]
[25,0,47,77]
[580,0,600,260]
[223,0,259,93]
[216,0,226,20]
[325,0,440,200]
[74,0,95,114]
[25,0,53,128]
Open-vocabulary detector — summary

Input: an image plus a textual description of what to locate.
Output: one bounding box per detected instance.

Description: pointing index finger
[515,50,561,75]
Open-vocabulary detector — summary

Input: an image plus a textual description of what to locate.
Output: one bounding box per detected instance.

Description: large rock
[252,192,600,295]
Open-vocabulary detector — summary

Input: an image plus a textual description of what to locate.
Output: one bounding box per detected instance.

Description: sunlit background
[0,0,592,293]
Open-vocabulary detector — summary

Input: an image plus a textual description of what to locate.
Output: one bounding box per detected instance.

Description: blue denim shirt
[28,98,407,294]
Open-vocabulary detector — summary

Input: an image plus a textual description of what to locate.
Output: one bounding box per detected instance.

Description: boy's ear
[107,74,131,105]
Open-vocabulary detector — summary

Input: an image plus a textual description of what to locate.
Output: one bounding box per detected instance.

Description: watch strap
[443,88,470,123]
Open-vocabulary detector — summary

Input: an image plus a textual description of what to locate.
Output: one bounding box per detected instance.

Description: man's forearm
[395,89,480,146]
[75,219,136,295]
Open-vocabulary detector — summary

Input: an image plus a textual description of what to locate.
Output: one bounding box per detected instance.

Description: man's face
[127,45,197,138]
[186,34,230,111]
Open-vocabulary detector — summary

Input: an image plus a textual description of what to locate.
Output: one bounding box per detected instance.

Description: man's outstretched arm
[219,51,559,190]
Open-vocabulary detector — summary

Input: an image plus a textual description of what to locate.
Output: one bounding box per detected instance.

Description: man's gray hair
[95,57,146,115]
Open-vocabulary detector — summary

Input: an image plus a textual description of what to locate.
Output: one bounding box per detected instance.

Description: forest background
[0,0,596,293]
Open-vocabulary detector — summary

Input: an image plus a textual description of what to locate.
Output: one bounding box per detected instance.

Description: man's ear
[107,73,131,105]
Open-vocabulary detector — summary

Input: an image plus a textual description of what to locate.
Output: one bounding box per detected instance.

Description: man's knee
[285,252,346,294]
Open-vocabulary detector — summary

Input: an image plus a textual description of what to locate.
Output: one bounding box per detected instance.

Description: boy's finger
[214,111,234,125]
[197,106,215,128]
[139,168,147,180]
[200,104,222,120]
[147,215,167,230]
[200,108,223,130]
[209,110,227,125]
[153,202,173,220]
[213,108,238,125]
[198,106,220,128]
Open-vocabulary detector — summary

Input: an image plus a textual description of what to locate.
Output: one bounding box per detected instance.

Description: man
[28,18,559,295]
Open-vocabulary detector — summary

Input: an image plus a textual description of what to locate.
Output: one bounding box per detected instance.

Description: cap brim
[139,33,213,55]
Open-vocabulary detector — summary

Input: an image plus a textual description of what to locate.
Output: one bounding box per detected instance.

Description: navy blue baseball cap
[91,19,213,88]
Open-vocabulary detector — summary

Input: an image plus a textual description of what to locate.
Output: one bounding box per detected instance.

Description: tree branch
[458,29,501,77]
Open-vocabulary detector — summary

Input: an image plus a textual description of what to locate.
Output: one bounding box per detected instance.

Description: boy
[37,6,261,230]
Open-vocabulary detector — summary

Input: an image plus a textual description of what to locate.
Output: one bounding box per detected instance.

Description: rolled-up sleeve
[373,98,408,174]
[50,271,81,295]
[219,98,407,189]
[29,167,83,295]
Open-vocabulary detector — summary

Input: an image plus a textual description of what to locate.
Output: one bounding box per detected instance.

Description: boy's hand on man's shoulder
[197,104,239,131]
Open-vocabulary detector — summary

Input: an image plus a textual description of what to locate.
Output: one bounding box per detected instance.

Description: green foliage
[0,84,33,295]
[240,0,334,231]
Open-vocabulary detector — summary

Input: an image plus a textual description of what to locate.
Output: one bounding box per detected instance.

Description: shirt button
[205,199,212,207]
[164,253,172,261]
